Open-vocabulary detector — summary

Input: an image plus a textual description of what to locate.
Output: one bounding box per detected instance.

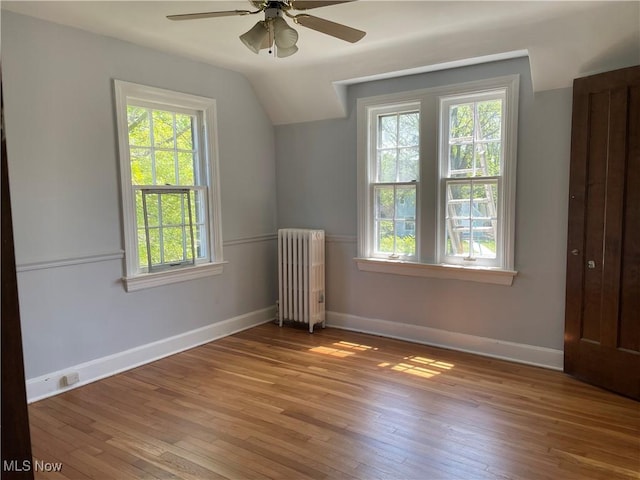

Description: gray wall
[2,12,278,378]
[276,58,572,350]
[2,11,572,381]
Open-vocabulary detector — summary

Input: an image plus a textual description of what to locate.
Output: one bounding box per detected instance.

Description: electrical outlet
[62,372,80,386]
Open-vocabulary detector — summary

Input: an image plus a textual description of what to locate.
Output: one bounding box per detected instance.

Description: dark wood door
[565,65,640,400]
[1,69,34,478]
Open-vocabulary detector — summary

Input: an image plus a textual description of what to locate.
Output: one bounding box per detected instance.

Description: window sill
[123,261,227,292]
[354,258,517,286]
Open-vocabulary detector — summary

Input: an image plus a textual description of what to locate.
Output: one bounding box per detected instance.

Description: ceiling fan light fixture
[272,16,298,49]
[277,44,299,58]
[239,20,269,54]
[170,1,367,59]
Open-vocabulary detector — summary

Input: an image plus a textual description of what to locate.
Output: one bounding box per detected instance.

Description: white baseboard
[326,311,563,371]
[26,306,275,403]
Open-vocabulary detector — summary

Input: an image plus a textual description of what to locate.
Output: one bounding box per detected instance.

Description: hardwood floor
[28,323,639,479]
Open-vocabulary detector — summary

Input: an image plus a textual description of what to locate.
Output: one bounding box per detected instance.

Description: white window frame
[438,89,513,269]
[356,76,519,286]
[367,102,421,262]
[114,80,225,291]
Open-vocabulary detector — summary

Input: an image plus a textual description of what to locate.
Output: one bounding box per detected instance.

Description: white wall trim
[16,250,125,273]
[326,311,563,370]
[223,233,277,246]
[15,232,277,272]
[335,50,529,87]
[26,306,275,403]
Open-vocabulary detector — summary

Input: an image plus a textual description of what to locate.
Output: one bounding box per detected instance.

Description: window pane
[177,152,195,185]
[394,221,416,256]
[137,192,159,228]
[135,192,146,229]
[471,182,498,259]
[183,226,195,261]
[445,182,471,257]
[378,115,397,149]
[153,110,175,148]
[127,106,150,147]
[477,100,502,140]
[395,186,416,220]
[449,103,473,140]
[449,144,473,177]
[137,229,148,269]
[476,142,501,176]
[375,186,394,219]
[398,112,419,146]
[160,193,183,226]
[154,150,177,185]
[377,150,397,182]
[130,148,152,185]
[376,220,394,254]
[145,194,159,227]
[163,227,186,263]
[398,147,419,182]
[147,228,161,265]
[176,114,194,150]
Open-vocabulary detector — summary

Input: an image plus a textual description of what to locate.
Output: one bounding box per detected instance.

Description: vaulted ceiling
[3,1,639,124]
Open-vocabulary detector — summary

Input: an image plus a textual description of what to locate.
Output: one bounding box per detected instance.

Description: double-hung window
[114,81,224,291]
[370,104,420,260]
[357,76,519,285]
[440,90,507,268]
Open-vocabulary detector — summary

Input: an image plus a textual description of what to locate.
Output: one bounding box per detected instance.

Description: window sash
[371,183,418,259]
[441,177,501,266]
[134,185,209,272]
[127,104,205,188]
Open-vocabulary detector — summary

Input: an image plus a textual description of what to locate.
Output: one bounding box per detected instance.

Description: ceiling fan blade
[294,14,366,43]
[290,1,356,10]
[167,10,254,21]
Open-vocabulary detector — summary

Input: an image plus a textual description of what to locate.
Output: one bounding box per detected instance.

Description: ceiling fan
[167,1,366,58]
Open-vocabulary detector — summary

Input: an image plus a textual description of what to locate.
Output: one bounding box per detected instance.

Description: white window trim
[354,258,516,286]
[356,75,519,285]
[114,80,225,291]
[123,262,226,292]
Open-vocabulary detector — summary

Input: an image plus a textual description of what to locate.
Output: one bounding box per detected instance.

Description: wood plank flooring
[28,323,639,479]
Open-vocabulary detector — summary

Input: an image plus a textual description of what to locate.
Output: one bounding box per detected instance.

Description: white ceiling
[3,1,639,124]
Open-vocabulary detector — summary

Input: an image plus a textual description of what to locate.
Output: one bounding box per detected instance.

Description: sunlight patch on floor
[379,356,455,379]
[309,346,356,358]
[309,341,376,358]
[308,343,453,380]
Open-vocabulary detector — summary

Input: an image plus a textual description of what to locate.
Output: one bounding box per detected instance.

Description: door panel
[581,90,609,343]
[619,85,640,353]
[565,65,640,400]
